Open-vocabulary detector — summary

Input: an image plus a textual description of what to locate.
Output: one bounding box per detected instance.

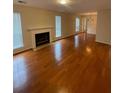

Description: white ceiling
[13,0,111,13]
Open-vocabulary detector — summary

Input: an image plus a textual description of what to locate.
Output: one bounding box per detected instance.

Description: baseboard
[52,32,83,42]
[87,32,96,35]
[62,34,75,39]
[95,40,111,45]
[62,32,83,39]
[13,47,32,55]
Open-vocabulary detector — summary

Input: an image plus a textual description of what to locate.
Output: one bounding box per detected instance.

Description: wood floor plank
[13,33,111,93]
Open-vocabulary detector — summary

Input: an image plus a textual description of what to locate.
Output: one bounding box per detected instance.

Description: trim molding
[95,40,111,45]
[13,47,32,55]
[28,27,54,31]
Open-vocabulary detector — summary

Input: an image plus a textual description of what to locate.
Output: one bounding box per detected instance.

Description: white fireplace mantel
[28,26,54,31]
[28,27,54,51]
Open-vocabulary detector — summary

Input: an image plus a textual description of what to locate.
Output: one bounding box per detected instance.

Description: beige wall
[13,5,82,53]
[96,9,111,45]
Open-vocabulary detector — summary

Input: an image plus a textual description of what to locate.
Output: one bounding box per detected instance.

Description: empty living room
[13,0,111,93]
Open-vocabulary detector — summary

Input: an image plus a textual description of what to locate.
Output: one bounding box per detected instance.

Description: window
[13,12,24,49]
[55,16,61,37]
[75,17,80,32]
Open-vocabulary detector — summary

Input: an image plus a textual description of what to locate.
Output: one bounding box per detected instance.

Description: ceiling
[13,0,111,13]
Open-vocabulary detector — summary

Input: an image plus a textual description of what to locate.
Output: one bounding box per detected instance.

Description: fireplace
[35,32,50,47]
[28,27,53,51]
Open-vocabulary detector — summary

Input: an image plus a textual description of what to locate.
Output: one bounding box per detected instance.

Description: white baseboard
[87,31,96,35]
[62,34,75,39]
[52,33,76,42]
[52,32,83,42]
[13,47,32,54]
[95,40,111,45]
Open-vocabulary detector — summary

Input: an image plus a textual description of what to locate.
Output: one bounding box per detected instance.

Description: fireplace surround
[28,27,54,51]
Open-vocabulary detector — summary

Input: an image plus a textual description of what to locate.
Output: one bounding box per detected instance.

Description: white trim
[28,26,54,31]
[95,40,111,45]
[87,31,96,35]
[13,47,32,54]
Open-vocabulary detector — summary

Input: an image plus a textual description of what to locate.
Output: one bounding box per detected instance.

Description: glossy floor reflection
[13,56,28,89]
[86,46,92,54]
[13,33,111,93]
[54,42,62,62]
[74,35,79,48]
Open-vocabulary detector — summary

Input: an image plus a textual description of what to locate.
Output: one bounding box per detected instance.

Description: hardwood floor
[13,33,111,93]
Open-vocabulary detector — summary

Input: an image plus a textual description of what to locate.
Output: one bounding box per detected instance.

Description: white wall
[96,9,111,45]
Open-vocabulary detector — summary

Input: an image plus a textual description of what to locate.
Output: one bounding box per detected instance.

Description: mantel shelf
[28,27,54,31]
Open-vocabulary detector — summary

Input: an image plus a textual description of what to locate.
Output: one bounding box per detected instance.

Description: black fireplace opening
[35,32,50,47]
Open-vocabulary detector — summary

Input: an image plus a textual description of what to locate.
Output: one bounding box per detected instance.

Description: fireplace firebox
[35,32,50,47]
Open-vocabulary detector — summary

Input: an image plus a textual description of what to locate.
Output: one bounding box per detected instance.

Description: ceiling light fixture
[60,0,67,5]
[18,0,26,4]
